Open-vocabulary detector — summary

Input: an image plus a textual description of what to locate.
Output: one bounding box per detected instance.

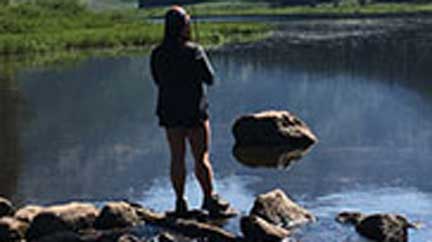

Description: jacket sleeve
[195,46,215,86]
[150,48,160,86]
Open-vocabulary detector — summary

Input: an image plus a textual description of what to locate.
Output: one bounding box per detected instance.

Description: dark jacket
[150,41,215,127]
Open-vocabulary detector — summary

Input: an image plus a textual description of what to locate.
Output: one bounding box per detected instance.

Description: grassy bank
[142,1,432,17]
[0,1,271,55]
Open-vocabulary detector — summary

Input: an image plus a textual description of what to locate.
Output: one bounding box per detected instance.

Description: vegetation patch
[0,0,271,55]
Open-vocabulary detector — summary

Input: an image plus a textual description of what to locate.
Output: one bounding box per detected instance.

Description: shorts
[158,111,209,128]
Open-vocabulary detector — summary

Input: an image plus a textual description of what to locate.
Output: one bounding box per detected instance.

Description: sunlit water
[1,24,432,241]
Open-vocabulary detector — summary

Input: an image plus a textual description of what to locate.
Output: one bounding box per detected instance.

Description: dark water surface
[1,22,432,241]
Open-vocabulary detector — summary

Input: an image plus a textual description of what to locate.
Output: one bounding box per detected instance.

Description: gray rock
[336,212,418,242]
[240,215,290,242]
[250,189,315,228]
[232,110,317,148]
[94,202,142,230]
[0,217,29,242]
[0,197,15,218]
[25,202,99,241]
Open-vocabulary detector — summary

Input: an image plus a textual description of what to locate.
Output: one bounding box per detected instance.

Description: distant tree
[138,0,203,8]
[0,0,12,6]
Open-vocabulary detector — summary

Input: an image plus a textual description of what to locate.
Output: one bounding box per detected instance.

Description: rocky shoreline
[0,189,315,242]
[0,191,418,242]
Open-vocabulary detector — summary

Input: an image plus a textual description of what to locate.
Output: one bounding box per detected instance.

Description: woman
[150,6,232,216]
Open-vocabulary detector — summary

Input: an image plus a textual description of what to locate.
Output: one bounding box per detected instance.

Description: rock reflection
[233,145,311,169]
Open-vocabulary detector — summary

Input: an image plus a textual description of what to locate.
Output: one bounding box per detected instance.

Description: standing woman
[150,6,232,216]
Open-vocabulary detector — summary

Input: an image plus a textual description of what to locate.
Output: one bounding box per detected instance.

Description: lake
[1,19,431,241]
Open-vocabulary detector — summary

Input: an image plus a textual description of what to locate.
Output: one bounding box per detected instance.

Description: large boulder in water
[336,212,418,242]
[0,197,15,218]
[250,189,315,228]
[232,110,317,148]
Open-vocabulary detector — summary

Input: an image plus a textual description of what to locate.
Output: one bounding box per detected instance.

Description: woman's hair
[163,5,191,46]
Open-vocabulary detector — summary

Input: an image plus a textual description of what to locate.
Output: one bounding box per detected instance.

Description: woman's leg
[165,128,187,211]
[188,120,230,213]
[187,120,214,198]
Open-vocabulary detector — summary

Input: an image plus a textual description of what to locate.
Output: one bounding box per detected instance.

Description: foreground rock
[336,211,419,242]
[0,217,29,242]
[117,234,142,242]
[14,205,45,223]
[0,197,15,218]
[232,110,317,148]
[94,202,142,230]
[37,231,83,242]
[240,189,315,242]
[132,205,237,242]
[250,189,316,228]
[26,202,99,241]
[240,215,290,242]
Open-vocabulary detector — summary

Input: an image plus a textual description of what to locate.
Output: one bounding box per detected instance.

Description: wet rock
[0,217,29,242]
[169,218,237,242]
[336,212,418,242]
[26,212,72,241]
[158,232,175,242]
[250,189,315,228]
[240,215,290,242]
[14,205,44,223]
[37,231,84,242]
[117,234,142,242]
[46,202,99,230]
[232,110,317,148]
[81,230,130,242]
[94,202,142,230]
[26,202,99,241]
[233,146,310,169]
[0,197,15,218]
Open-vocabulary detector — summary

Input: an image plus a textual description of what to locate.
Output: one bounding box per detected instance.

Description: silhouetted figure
[150,6,235,217]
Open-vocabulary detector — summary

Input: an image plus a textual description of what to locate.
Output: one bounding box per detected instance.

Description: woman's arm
[150,48,161,86]
[195,46,215,86]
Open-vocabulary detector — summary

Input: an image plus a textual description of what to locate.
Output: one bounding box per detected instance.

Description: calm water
[1,23,432,241]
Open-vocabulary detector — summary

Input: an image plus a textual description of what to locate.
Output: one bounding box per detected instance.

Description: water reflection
[232,146,310,169]
[14,56,165,203]
[0,68,24,202]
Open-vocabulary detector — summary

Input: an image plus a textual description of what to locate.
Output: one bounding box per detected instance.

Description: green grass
[141,1,432,17]
[0,1,271,55]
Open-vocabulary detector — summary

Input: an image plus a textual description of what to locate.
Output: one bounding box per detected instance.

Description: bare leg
[166,128,187,202]
[187,120,214,198]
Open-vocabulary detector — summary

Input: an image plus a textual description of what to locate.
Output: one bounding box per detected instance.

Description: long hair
[163,6,191,46]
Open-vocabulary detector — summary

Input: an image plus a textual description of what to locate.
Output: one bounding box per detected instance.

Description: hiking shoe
[175,197,188,215]
[201,194,230,213]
